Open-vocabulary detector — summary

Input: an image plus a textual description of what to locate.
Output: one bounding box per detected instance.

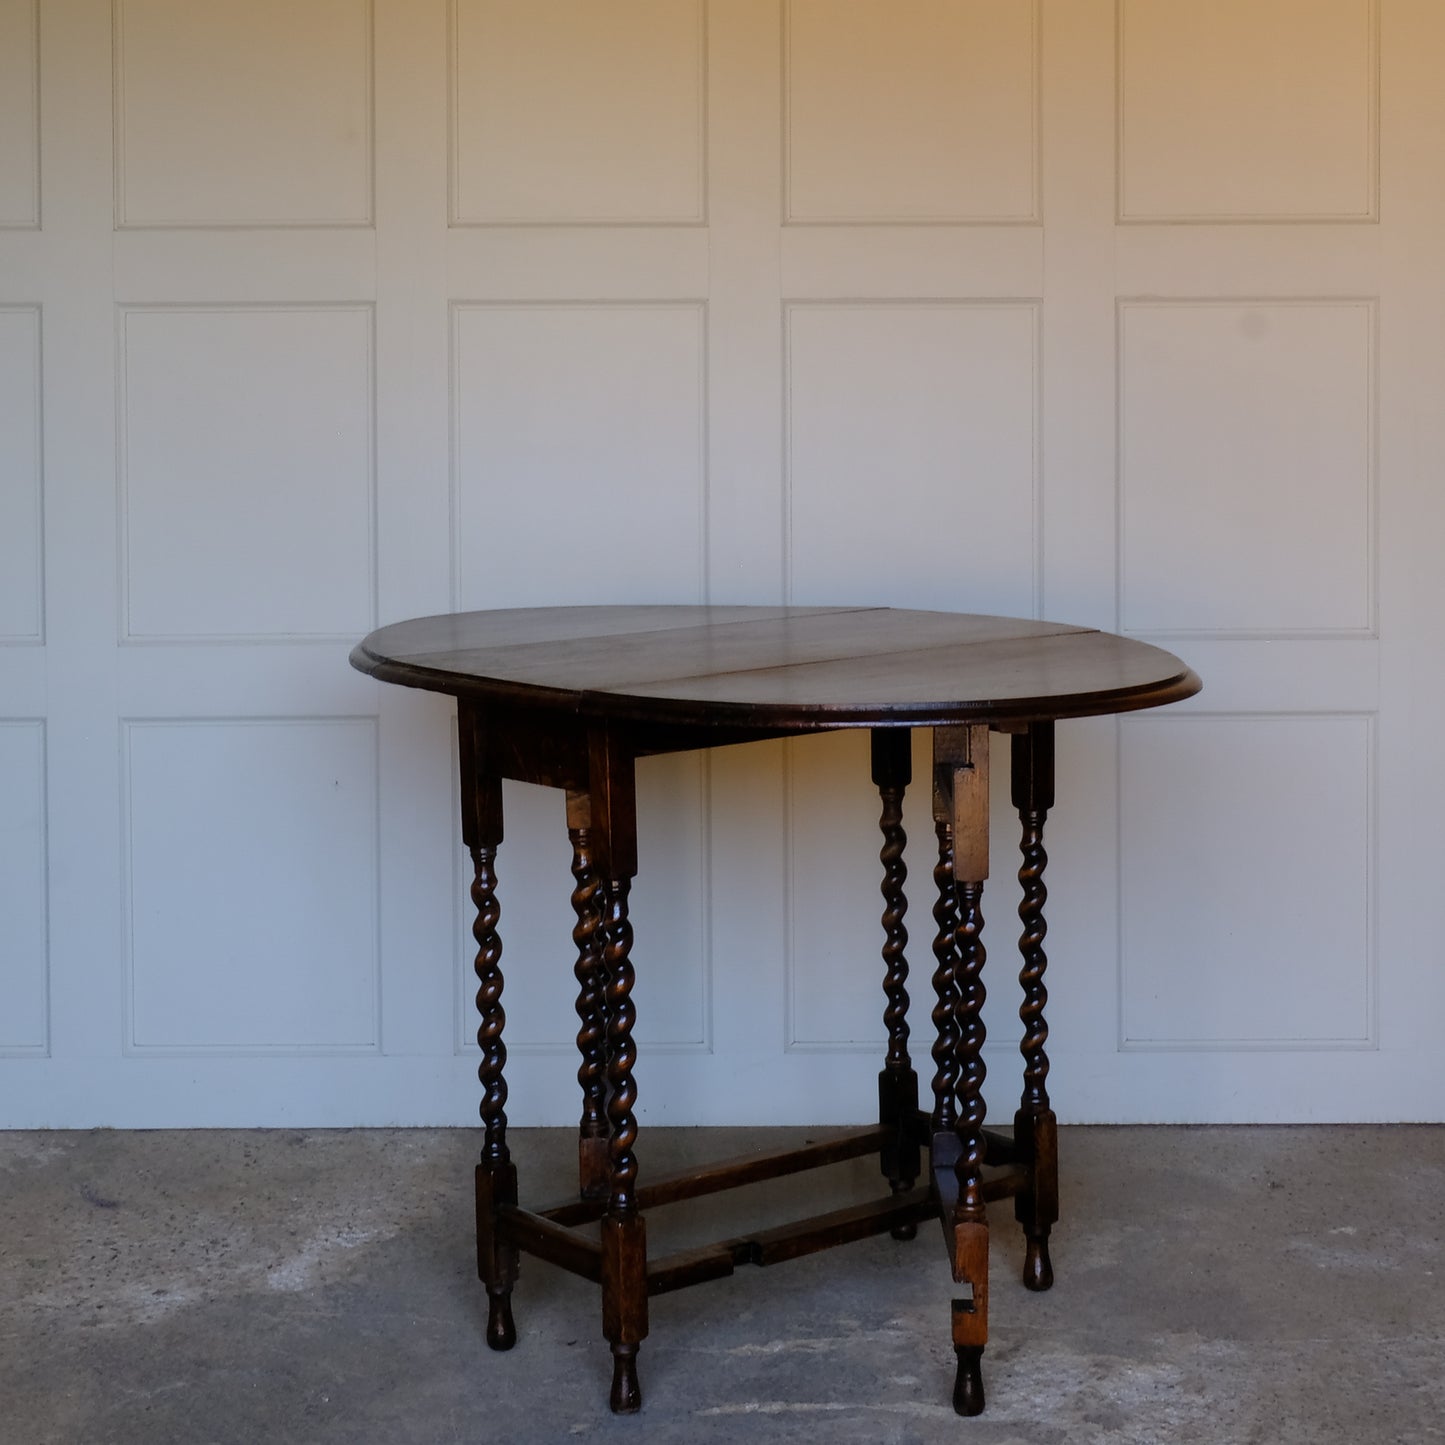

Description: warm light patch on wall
[0,0,40,226]
[1118,0,1376,222]
[114,0,373,227]
[785,0,1038,223]
[450,0,706,225]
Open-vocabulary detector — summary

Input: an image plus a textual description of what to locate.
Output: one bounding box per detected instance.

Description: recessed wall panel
[785,729,1024,1051]
[115,0,373,227]
[785,731,897,1050]
[455,761,709,1052]
[451,0,705,225]
[1119,301,1373,636]
[0,721,47,1054]
[785,0,1038,223]
[120,306,375,640]
[786,302,1037,613]
[0,0,39,227]
[125,719,380,1053]
[452,303,705,608]
[0,307,42,641]
[1119,0,1376,222]
[1120,714,1372,1048]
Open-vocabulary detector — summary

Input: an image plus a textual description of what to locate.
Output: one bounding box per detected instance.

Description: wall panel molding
[1117,0,1378,224]
[0,304,43,643]
[783,298,1041,616]
[784,0,1040,225]
[449,0,707,227]
[0,718,49,1056]
[780,732,878,1055]
[113,0,375,229]
[1118,711,1376,1051]
[1117,297,1377,640]
[121,716,382,1056]
[0,0,40,229]
[448,300,708,611]
[117,302,378,643]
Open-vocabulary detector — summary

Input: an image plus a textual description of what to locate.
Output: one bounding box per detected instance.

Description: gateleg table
[350,605,1200,1416]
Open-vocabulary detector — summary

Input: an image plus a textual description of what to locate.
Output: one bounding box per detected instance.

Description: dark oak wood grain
[541,1126,892,1227]
[351,605,1200,1420]
[351,605,1200,729]
[646,1186,939,1296]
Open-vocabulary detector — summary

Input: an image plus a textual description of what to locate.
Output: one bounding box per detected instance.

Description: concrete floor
[2,1126,1443,1445]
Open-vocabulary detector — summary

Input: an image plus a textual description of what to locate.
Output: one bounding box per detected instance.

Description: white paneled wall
[114,0,373,227]
[0,306,43,640]
[122,718,382,1053]
[451,303,707,609]
[0,720,47,1054]
[1118,300,1375,638]
[1117,0,1376,223]
[1,0,1442,1126]
[451,0,706,226]
[1119,713,1374,1050]
[0,0,40,228]
[119,305,377,640]
[785,301,1039,614]
[784,0,1038,223]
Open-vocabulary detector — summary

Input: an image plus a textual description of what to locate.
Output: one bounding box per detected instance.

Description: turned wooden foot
[609,1344,643,1413]
[953,1344,985,1416]
[470,815,521,1357]
[889,1182,918,1241]
[1015,1106,1058,1292]
[1013,725,1059,1296]
[461,713,521,1357]
[476,1161,520,1350]
[599,867,649,1415]
[940,726,991,1417]
[486,1289,516,1350]
[1023,1233,1054,1292]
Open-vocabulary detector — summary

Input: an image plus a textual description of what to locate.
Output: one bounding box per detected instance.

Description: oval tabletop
[350,606,1200,729]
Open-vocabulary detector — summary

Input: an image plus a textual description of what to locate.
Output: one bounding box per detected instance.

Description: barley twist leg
[569,797,610,1200]
[1012,723,1058,1292]
[602,878,646,1412]
[872,730,920,1239]
[471,840,518,1351]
